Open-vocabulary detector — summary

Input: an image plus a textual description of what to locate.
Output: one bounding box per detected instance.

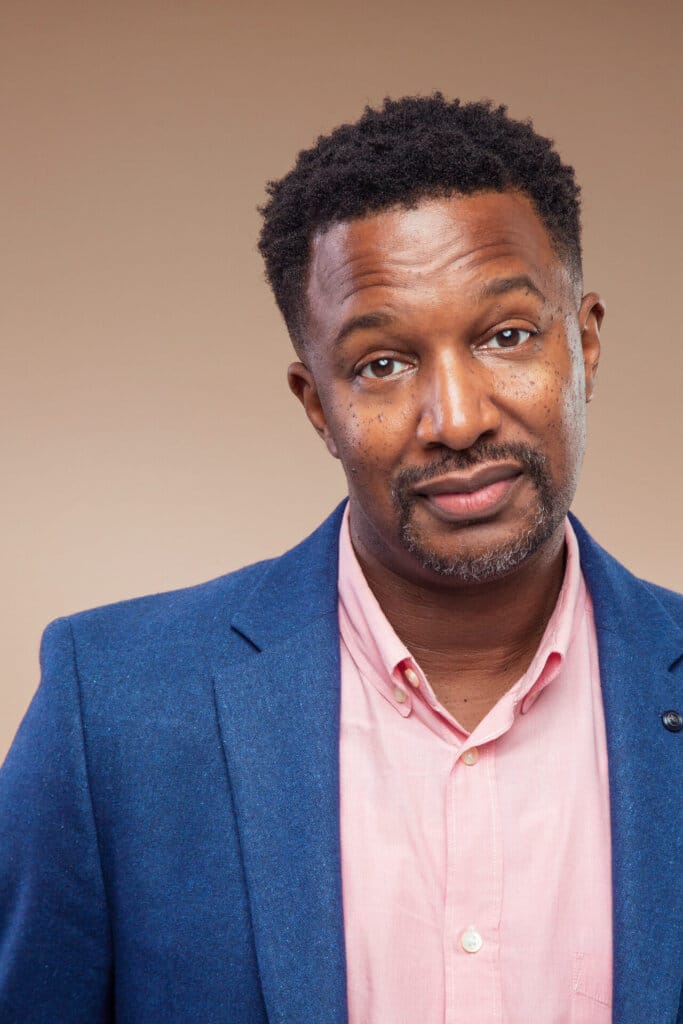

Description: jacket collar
[234,504,682,665]
[215,504,682,1024]
[230,503,344,652]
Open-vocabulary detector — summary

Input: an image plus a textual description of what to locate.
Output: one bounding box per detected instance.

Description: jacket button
[661,710,683,733]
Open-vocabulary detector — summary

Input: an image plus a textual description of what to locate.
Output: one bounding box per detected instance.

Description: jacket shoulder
[45,502,346,687]
[62,556,275,648]
[39,559,278,699]
[570,513,683,637]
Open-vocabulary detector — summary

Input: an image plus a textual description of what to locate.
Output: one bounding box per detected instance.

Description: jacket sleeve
[0,618,113,1023]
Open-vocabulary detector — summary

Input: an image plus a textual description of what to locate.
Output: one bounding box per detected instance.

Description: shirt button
[394,687,407,704]
[461,926,483,953]
[404,667,420,688]
[461,747,479,766]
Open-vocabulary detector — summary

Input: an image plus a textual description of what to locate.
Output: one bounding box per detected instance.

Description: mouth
[413,463,524,521]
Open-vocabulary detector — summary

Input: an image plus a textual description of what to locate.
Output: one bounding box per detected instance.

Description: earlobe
[287,361,340,458]
[578,292,605,403]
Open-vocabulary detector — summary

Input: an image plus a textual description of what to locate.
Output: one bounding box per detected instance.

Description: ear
[578,292,605,403]
[287,361,340,459]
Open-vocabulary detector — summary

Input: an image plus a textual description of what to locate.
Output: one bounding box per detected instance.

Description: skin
[288,191,604,731]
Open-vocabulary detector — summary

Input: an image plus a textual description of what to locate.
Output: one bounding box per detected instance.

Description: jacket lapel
[212,506,348,1024]
[572,517,683,1023]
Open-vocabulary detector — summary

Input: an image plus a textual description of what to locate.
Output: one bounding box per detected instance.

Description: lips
[413,463,523,520]
[415,462,523,495]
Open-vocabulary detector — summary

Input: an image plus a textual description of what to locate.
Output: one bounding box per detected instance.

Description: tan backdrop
[2,0,682,761]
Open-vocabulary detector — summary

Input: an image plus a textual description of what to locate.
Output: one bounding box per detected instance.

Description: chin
[399,508,565,584]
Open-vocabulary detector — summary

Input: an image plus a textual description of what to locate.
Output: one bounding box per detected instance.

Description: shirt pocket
[571,952,612,1022]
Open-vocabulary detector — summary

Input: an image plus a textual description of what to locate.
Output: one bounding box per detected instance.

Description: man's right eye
[358,357,411,379]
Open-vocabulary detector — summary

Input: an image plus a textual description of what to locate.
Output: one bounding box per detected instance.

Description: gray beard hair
[392,442,566,584]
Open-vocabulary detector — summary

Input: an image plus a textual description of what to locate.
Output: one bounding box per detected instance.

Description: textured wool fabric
[338,512,612,1023]
[0,503,681,1023]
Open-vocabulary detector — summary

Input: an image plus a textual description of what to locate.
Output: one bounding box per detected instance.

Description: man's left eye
[358,357,411,379]
[484,328,533,349]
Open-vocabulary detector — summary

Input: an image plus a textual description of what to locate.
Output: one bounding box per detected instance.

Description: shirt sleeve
[0,618,112,1023]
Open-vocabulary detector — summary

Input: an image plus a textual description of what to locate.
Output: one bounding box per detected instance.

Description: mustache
[392,442,550,497]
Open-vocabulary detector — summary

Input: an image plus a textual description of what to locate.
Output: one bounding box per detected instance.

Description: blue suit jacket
[1,506,681,1023]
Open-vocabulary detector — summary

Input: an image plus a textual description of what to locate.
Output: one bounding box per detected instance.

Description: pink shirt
[338,508,613,1023]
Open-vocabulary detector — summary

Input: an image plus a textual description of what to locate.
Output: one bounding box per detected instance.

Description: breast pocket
[571,952,612,1022]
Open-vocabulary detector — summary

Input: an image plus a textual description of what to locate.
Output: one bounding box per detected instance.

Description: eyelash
[482,327,535,350]
[358,356,412,380]
[356,327,537,379]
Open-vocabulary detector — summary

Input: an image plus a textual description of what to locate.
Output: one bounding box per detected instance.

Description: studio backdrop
[2,0,681,759]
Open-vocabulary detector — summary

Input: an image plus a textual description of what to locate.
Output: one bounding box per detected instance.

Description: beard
[391,442,568,583]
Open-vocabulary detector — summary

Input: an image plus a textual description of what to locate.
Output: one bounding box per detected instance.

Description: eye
[483,327,534,350]
[358,357,411,379]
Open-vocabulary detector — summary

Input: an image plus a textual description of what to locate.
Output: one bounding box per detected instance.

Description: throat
[353,530,567,731]
[416,655,536,733]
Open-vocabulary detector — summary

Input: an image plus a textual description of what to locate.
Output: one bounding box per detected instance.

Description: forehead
[305,191,572,336]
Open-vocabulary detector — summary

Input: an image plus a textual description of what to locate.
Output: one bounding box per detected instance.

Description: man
[0,95,681,1024]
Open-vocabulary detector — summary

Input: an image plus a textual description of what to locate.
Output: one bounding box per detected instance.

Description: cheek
[503,354,586,472]
[323,399,397,482]
[532,364,587,478]
[322,385,415,474]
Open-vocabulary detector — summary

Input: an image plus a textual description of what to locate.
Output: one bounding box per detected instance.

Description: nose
[415,351,501,451]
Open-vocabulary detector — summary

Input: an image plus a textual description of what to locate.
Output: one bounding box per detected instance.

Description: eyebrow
[331,275,547,349]
[477,275,547,303]
[332,311,397,350]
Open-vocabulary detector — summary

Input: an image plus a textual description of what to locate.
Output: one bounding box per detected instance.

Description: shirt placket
[445,738,503,1024]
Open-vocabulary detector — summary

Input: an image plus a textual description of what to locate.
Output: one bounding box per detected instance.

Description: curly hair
[258,94,582,348]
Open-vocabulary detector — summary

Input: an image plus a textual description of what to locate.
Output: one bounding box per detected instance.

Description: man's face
[289,191,603,587]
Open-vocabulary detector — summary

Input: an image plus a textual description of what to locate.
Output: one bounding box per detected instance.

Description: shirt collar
[337,506,417,716]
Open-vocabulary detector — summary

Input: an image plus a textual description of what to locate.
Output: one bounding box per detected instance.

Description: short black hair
[258,93,582,348]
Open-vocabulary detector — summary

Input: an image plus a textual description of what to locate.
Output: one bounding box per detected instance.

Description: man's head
[258,94,583,351]
[258,96,604,587]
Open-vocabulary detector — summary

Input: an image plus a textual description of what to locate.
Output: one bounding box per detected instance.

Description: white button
[394,687,407,704]
[461,747,479,766]
[404,667,420,688]
[461,926,483,953]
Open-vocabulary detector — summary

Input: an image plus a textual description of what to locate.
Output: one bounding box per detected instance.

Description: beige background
[2,0,682,761]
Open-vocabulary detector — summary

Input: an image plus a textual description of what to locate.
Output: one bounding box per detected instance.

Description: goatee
[391,442,566,583]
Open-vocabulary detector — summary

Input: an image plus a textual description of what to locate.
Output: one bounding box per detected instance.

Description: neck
[352,522,567,722]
